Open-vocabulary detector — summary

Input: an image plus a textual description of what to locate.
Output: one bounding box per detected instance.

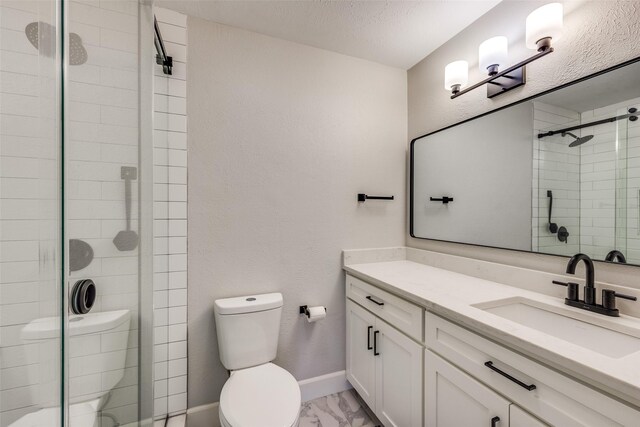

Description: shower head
[562,131,594,147]
[25,22,87,65]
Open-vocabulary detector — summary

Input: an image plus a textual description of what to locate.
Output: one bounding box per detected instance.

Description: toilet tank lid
[214,293,283,315]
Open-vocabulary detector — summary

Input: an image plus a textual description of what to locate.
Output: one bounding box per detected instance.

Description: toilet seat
[219,362,301,427]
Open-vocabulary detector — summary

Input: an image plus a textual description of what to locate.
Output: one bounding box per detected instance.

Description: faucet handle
[602,289,638,310]
[552,280,579,301]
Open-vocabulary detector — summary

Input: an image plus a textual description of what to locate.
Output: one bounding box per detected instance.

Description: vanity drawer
[425,312,639,426]
[346,274,423,341]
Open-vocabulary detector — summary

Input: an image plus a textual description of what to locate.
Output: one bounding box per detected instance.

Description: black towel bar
[358,193,394,202]
[430,196,454,204]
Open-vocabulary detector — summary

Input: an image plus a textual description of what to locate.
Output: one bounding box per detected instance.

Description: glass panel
[0,1,62,426]
[64,1,152,425]
[615,106,629,260]
[625,103,640,264]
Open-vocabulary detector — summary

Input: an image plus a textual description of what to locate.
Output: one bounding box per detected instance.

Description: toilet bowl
[214,293,301,427]
[219,363,300,427]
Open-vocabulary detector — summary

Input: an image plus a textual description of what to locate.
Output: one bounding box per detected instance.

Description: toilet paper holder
[299,305,327,316]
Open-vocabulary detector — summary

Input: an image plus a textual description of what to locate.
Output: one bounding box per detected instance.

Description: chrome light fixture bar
[445,3,563,99]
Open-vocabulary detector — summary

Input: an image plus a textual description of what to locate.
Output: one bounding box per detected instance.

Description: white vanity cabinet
[346,299,376,406]
[425,349,510,427]
[425,349,548,427]
[510,405,548,427]
[345,271,640,427]
[425,312,640,427]
[346,290,423,426]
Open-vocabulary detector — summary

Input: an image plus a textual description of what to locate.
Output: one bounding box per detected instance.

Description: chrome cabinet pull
[366,295,384,306]
[484,361,536,391]
[367,326,373,350]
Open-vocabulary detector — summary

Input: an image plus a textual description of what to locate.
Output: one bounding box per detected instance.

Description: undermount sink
[473,297,640,358]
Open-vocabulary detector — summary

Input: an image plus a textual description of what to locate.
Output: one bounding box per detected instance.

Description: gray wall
[407,0,640,288]
[187,18,407,408]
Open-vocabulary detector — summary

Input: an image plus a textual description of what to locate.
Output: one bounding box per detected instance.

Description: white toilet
[214,293,301,427]
[10,310,131,427]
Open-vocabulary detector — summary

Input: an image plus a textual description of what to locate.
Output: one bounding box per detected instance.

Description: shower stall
[1,0,155,425]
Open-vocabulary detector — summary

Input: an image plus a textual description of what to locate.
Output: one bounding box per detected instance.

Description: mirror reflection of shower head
[25,22,88,65]
[562,131,594,147]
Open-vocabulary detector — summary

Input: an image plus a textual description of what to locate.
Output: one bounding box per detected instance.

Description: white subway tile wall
[153,7,188,419]
[0,1,61,424]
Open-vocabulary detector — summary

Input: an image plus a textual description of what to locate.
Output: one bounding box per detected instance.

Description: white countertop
[344,258,640,407]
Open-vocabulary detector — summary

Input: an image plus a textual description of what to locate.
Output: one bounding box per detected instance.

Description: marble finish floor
[298,389,377,427]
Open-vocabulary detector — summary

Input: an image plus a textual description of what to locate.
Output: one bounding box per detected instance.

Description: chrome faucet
[553,253,637,316]
[566,253,596,304]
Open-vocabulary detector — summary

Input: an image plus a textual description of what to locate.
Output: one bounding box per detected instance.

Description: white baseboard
[185,370,351,426]
[298,370,352,402]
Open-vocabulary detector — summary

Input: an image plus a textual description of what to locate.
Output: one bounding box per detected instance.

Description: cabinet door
[510,405,549,427]
[346,300,376,409]
[375,318,422,427]
[425,350,510,427]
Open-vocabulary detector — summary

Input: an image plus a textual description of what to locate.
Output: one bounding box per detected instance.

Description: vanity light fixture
[444,3,562,99]
[478,36,508,76]
[444,60,469,95]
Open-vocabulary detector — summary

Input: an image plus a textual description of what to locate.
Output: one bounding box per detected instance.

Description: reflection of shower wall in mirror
[579,97,640,263]
[532,102,580,257]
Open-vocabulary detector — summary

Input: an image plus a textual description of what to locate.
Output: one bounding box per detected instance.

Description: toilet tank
[214,293,283,370]
[21,310,131,406]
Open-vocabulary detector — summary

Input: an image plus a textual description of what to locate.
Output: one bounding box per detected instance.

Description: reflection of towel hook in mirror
[547,190,558,233]
[430,196,454,204]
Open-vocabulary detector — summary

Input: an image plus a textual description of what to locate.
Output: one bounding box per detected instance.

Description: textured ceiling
[156,0,501,69]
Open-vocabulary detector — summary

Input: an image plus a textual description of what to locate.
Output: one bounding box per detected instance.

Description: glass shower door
[64,0,153,426]
[622,103,640,264]
[0,1,62,426]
